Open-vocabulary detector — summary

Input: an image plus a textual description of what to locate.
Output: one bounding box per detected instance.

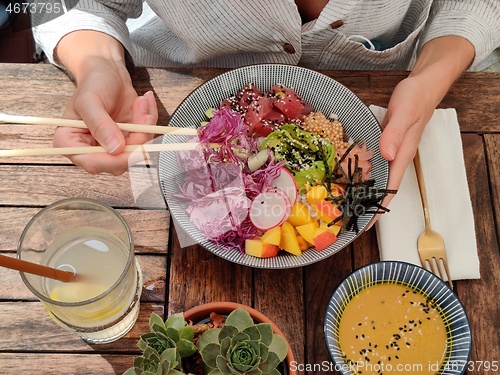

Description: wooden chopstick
[0,142,202,157]
[0,113,198,136]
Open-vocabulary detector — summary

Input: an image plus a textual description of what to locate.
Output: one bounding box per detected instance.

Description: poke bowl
[158,64,389,268]
[324,261,472,375]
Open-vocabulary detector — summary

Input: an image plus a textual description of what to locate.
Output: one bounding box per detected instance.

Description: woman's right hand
[53,31,158,175]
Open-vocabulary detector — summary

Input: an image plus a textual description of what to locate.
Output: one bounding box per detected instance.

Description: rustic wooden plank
[0,124,62,162]
[0,302,163,353]
[352,229,380,269]
[484,134,500,241]
[131,67,223,125]
[2,67,498,153]
[304,247,353,375]
[167,226,252,315]
[0,164,169,208]
[319,70,500,134]
[254,267,304,372]
[137,255,168,302]
[0,64,215,165]
[0,353,135,375]
[0,207,169,253]
[456,133,500,366]
[440,73,500,133]
[0,64,74,120]
[0,254,166,302]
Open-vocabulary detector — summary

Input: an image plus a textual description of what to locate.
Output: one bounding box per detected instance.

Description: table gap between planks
[0,64,498,375]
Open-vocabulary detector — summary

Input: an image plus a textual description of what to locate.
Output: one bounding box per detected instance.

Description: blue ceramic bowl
[324,261,471,375]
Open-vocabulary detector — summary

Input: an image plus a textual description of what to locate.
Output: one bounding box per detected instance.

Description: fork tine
[428,257,439,276]
[421,256,453,289]
[438,258,454,289]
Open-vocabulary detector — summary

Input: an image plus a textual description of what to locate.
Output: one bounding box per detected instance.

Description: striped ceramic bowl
[324,261,472,375]
[158,64,388,268]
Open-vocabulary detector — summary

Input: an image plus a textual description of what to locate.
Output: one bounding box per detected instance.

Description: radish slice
[271,168,298,204]
[249,190,291,230]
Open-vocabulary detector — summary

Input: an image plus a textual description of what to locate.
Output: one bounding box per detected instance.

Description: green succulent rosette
[124,313,197,375]
[123,346,185,375]
[197,308,288,375]
[138,313,197,358]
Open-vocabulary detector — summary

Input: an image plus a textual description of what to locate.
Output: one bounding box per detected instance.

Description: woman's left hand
[379,75,436,196]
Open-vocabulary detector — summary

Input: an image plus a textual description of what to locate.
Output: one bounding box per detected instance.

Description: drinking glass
[17,198,142,344]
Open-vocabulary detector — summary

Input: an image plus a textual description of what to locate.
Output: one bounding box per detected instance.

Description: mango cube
[279,222,302,256]
[306,185,328,204]
[295,221,319,246]
[287,201,316,227]
[313,227,338,251]
[311,200,342,224]
[245,239,279,258]
[296,235,311,251]
[261,226,281,246]
[320,221,342,236]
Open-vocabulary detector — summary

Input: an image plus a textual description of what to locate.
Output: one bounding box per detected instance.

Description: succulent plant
[139,313,197,358]
[197,308,288,375]
[123,346,185,375]
[123,313,197,375]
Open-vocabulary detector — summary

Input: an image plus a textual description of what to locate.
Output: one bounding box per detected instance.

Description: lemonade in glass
[18,198,142,344]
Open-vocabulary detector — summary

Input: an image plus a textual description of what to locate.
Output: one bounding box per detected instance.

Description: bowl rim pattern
[158,63,388,268]
[324,261,472,375]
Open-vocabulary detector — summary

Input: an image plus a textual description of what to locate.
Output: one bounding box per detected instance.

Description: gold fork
[414,150,453,289]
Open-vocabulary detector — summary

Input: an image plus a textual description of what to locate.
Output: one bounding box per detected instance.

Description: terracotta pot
[183,302,297,375]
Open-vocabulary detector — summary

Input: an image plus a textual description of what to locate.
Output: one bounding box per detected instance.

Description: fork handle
[414,150,432,230]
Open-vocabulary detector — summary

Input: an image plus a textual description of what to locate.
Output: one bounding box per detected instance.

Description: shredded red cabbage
[170,108,286,251]
[243,153,286,200]
[197,108,257,165]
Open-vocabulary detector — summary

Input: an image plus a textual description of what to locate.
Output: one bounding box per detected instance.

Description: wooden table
[0,63,498,374]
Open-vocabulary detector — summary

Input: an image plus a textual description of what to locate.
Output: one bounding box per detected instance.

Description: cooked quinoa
[301,111,350,149]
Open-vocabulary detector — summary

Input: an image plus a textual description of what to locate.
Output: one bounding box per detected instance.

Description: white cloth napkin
[371,105,480,280]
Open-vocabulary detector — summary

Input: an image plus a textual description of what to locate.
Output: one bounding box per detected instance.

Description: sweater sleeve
[31,0,143,65]
[419,0,500,70]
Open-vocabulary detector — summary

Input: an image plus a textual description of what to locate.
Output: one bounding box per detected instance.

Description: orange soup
[339,283,447,375]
